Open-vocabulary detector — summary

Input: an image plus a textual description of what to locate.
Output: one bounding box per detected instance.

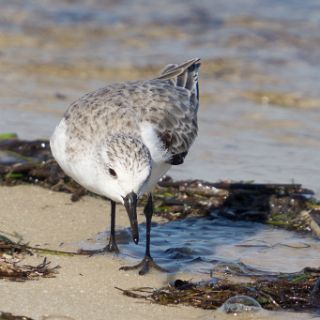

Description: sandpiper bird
[50,58,201,275]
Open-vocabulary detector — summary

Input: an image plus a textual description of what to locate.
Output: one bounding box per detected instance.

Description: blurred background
[0,0,319,195]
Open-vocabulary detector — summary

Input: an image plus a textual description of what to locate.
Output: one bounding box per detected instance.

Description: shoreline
[0,185,206,320]
[0,185,318,320]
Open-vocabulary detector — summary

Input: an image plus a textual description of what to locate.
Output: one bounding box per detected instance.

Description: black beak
[123,192,139,244]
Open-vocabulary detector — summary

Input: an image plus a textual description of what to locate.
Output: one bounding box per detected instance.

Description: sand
[0,185,316,320]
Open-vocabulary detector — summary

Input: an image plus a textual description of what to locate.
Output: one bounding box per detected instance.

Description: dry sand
[0,186,316,320]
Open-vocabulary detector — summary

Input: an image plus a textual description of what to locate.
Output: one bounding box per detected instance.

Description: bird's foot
[106,239,120,253]
[120,255,167,275]
[79,239,119,255]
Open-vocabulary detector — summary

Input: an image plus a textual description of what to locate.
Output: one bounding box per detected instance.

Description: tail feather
[157,58,201,102]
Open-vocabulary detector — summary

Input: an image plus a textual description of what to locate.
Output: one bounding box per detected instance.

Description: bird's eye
[108,168,117,177]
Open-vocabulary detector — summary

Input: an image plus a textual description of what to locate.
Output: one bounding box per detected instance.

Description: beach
[1,1,320,319]
[0,185,200,320]
[1,185,317,320]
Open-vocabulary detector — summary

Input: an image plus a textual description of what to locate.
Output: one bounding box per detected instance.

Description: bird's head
[97,134,152,244]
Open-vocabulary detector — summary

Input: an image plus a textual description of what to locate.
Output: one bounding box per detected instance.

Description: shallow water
[80,216,320,274]
[0,0,319,194]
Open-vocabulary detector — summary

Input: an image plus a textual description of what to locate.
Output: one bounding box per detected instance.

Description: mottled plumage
[50,58,201,274]
[63,77,198,161]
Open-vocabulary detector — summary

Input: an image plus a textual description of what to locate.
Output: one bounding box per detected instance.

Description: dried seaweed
[0,237,60,281]
[0,256,59,282]
[0,239,32,256]
[0,311,34,320]
[1,138,320,236]
[117,267,320,312]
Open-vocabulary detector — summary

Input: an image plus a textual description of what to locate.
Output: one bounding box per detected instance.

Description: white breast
[50,119,69,174]
[50,119,102,195]
[139,122,171,193]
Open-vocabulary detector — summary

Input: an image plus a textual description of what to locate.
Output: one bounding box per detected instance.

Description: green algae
[0,134,17,140]
[29,247,79,257]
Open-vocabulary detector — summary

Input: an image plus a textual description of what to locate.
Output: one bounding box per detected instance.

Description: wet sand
[0,185,317,320]
[0,185,206,320]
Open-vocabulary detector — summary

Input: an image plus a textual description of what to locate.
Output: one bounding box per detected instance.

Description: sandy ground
[0,185,317,320]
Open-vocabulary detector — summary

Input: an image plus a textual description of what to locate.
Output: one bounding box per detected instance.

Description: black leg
[120,193,167,275]
[106,200,119,253]
[144,193,153,258]
[79,200,119,254]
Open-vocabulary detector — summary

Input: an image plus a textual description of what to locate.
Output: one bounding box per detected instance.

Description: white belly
[50,119,70,175]
[139,121,171,194]
[50,119,104,196]
[142,161,171,194]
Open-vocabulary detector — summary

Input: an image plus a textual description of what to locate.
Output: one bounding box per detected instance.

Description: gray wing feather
[140,58,201,162]
[63,58,201,164]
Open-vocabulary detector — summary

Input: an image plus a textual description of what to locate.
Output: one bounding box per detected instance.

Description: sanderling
[50,58,201,274]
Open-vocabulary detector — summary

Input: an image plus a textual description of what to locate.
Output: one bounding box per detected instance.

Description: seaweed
[0,236,60,281]
[0,257,59,282]
[117,266,320,312]
[0,137,319,236]
[0,311,34,320]
[0,133,18,140]
[1,137,320,312]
